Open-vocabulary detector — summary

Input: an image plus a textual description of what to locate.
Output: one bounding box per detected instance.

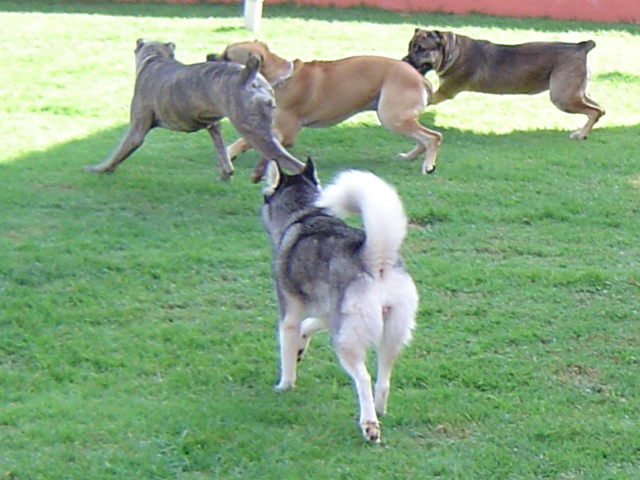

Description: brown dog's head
[402,29,454,75]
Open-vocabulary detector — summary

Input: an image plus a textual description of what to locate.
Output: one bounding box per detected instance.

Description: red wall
[153,0,640,24]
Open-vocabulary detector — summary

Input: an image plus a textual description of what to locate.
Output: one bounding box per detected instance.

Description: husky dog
[261,159,418,442]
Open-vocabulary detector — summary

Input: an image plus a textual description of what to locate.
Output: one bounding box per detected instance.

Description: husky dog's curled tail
[316,170,408,273]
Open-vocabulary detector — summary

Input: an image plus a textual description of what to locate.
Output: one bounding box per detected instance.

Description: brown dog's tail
[580,40,596,53]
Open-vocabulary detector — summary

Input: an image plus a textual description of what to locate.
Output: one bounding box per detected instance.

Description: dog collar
[271,61,295,88]
[437,34,456,76]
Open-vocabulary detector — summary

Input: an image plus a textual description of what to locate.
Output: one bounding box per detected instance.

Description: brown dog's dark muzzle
[402,55,432,75]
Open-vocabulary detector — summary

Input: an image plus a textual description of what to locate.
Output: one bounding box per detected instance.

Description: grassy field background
[1,1,639,478]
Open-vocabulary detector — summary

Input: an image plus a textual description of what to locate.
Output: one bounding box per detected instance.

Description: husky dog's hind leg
[332,279,386,442]
[297,317,327,362]
[375,270,419,416]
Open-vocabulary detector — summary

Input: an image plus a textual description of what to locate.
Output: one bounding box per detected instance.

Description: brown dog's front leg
[85,127,147,173]
[207,122,234,180]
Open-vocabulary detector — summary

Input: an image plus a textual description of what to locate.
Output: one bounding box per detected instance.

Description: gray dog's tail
[316,171,408,274]
[239,54,262,86]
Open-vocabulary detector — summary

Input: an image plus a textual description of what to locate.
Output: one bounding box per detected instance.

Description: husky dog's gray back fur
[261,159,418,442]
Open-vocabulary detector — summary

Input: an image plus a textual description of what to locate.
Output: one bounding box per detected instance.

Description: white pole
[243,0,264,33]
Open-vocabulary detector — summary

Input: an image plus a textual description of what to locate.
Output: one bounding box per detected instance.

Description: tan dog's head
[134,39,176,72]
[207,41,293,86]
[402,29,455,75]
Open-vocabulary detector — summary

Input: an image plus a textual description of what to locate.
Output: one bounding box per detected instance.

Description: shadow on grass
[2,115,638,197]
[3,0,639,34]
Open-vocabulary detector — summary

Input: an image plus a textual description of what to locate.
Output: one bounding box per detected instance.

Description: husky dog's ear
[135,38,145,53]
[302,157,319,185]
[263,160,281,197]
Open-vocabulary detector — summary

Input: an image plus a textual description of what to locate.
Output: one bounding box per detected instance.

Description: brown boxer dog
[209,41,442,175]
[403,29,605,139]
[86,39,304,181]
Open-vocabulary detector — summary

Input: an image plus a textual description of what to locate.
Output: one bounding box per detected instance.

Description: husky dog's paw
[361,420,381,443]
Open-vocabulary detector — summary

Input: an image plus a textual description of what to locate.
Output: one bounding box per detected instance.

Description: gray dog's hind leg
[85,127,147,173]
[250,157,270,183]
[206,121,234,180]
[248,142,304,182]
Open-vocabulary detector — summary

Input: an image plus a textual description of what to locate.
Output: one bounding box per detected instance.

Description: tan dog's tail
[422,77,434,105]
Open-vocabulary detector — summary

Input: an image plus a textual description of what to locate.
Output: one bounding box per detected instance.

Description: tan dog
[403,29,605,139]
[210,41,442,174]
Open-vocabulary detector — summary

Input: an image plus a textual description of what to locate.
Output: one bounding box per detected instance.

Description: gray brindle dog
[86,39,304,181]
[403,29,605,139]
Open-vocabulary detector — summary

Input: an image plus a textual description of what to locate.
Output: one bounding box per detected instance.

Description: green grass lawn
[1,1,639,478]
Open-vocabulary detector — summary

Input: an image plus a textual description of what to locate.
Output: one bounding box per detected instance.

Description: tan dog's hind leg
[272,111,301,149]
[387,117,442,174]
[378,85,442,174]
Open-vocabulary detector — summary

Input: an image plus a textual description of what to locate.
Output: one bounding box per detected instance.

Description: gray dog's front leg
[85,127,147,173]
[207,122,234,180]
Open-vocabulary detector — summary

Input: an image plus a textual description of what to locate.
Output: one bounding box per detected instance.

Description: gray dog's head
[403,29,448,75]
[232,54,277,128]
[134,39,176,70]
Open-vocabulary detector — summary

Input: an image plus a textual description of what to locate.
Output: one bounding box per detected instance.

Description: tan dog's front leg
[227,137,252,161]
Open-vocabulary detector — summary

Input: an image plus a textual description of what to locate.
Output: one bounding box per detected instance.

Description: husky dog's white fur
[261,159,418,442]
